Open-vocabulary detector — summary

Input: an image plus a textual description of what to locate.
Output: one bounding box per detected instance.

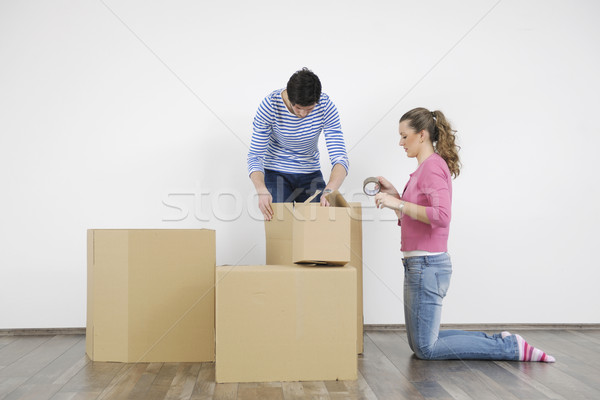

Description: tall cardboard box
[265,191,364,354]
[348,202,364,354]
[86,229,216,362]
[265,192,351,265]
[215,264,357,383]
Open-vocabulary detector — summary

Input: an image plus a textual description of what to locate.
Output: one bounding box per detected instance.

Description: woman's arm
[375,163,451,226]
[374,193,431,224]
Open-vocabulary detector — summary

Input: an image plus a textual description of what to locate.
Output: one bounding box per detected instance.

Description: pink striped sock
[515,334,556,362]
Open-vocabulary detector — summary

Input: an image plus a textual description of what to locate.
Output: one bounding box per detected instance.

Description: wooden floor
[1,329,599,400]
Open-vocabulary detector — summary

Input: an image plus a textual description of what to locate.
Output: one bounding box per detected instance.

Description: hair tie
[431,111,436,121]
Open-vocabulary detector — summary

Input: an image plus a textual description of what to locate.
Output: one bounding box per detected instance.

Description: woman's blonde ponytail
[400,108,461,178]
[431,110,461,178]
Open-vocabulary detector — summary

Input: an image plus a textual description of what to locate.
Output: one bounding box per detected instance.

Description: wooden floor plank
[495,361,571,400]
[164,363,201,400]
[51,393,100,400]
[58,359,126,394]
[326,379,367,400]
[48,393,77,400]
[93,363,148,400]
[472,361,549,400]
[237,382,283,400]
[24,337,87,386]
[281,381,305,400]
[568,329,600,346]
[440,369,503,400]
[326,376,376,400]
[0,337,17,350]
[0,336,83,400]
[212,382,238,400]
[359,333,425,400]
[0,377,30,400]
[352,370,379,400]
[435,380,474,400]
[0,335,81,379]
[2,383,64,400]
[189,363,216,400]
[410,381,454,400]
[142,363,181,400]
[298,381,329,400]
[0,336,52,368]
[53,355,89,387]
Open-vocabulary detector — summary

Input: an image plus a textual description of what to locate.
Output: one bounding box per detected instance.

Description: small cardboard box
[215,264,357,383]
[265,191,351,265]
[265,191,364,354]
[86,229,216,362]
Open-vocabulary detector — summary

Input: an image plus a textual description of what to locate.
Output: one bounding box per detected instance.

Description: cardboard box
[215,264,357,383]
[265,191,364,354]
[348,202,364,354]
[86,229,216,362]
[265,191,351,265]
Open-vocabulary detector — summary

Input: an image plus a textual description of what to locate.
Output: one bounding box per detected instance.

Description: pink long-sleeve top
[399,153,452,252]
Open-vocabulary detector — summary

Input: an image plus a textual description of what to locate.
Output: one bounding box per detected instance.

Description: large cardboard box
[86,229,216,362]
[215,264,357,383]
[265,191,351,265]
[265,191,364,354]
[348,202,364,354]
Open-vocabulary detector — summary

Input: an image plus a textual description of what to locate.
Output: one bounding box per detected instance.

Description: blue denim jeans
[403,253,519,360]
[264,169,326,203]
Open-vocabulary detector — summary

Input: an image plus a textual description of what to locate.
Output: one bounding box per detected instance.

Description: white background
[1,0,599,329]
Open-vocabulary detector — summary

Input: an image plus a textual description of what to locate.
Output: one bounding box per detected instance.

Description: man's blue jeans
[403,253,519,360]
[264,169,326,203]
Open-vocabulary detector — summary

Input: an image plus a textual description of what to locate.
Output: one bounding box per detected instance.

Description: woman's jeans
[264,169,326,203]
[403,253,519,360]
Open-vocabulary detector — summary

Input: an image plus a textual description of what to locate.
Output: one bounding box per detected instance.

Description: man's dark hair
[286,67,321,106]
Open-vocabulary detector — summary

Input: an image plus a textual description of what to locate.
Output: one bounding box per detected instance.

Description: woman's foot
[514,334,556,362]
[501,331,555,362]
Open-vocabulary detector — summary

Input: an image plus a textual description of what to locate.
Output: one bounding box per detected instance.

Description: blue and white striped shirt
[247,89,349,175]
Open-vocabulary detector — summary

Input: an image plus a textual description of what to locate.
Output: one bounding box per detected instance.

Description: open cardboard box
[265,190,351,265]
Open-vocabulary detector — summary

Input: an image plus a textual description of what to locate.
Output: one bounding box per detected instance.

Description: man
[247,68,349,220]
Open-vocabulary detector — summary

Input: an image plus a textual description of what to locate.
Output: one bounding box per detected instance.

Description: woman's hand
[374,192,403,211]
[377,176,400,198]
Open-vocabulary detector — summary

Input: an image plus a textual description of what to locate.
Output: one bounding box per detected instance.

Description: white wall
[1,0,599,329]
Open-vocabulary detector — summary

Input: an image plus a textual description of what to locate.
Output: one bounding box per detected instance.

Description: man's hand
[258,192,273,220]
[320,192,331,207]
[250,171,274,220]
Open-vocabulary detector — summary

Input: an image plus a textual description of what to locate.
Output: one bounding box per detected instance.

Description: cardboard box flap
[325,190,350,208]
[302,190,321,204]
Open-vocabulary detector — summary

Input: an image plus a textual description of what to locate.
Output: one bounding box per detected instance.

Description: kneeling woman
[374,107,554,362]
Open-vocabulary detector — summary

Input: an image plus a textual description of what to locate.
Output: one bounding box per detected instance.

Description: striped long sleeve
[247,89,349,175]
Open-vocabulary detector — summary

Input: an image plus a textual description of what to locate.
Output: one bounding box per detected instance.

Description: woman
[374,107,555,362]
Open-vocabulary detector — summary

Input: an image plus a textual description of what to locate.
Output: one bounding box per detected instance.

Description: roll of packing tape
[363,177,381,196]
